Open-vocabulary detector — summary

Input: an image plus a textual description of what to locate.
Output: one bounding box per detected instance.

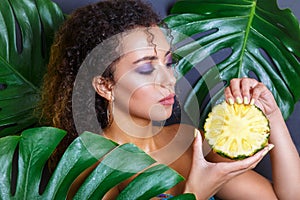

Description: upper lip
[159,93,175,102]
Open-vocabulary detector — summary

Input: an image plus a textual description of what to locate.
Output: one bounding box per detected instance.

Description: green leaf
[164,0,300,128]
[74,143,156,199]
[0,0,65,137]
[171,193,196,199]
[16,127,66,199]
[0,127,66,199]
[117,164,184,200]
[42,131,118,199]
[0,127,187,199]
[0,135,20,199]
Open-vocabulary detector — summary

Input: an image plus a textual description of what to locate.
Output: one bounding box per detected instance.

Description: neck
[104,119,166,153]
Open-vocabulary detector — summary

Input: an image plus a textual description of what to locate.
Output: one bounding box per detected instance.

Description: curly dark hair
[39,0,161,170]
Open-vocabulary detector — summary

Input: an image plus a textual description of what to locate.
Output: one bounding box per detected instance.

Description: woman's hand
[184,130,273,200]
[224,78,279,116]
[185,78,276,199]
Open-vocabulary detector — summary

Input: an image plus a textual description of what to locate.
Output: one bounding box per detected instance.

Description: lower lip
[159,98,175,106]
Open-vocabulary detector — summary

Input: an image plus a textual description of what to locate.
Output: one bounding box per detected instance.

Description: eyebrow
[133,56,158,64]
[132,50,171,64]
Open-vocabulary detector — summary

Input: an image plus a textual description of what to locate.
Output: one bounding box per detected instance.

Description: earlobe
[92,76,114,101]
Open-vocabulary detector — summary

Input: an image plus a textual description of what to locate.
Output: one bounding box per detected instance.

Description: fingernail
[194,129,200,138]
[262,144,274,157]
[228,98,234,105]
[268,144,275,151]
[262,148,269,157]
[244,97,249,104]
[250,99,255,105]
[236,97,243,104]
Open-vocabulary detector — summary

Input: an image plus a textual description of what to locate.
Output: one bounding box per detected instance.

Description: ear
[92,76,114,101]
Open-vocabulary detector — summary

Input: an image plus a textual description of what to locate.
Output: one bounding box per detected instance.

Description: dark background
[52,0,300,180]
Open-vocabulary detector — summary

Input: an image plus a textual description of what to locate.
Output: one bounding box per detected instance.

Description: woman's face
[112,26,176,124]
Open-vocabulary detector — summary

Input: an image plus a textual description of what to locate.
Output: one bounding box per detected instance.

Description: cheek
[114,69,157,104]
[113,82,154,113]
[113,73,173,120]
[128,85,155,110]
[129,87,173,121]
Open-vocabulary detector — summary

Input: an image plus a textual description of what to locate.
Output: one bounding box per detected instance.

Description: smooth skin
[69,27,300,200]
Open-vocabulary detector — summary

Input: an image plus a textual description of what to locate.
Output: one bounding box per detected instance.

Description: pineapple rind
[204,101,270,160]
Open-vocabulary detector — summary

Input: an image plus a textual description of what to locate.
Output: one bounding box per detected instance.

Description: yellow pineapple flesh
[204,101,270,160]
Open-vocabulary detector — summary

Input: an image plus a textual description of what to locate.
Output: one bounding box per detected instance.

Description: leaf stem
[239,0,257,77]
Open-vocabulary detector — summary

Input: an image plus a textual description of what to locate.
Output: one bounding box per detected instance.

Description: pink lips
[159,93,175,106]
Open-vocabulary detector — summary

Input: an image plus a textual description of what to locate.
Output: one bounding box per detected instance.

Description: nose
[155,63,176,89]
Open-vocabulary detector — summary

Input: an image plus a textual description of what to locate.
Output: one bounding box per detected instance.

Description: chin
[150,111,173,122]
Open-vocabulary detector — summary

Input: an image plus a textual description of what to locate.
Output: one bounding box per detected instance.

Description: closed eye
[135,63,156,75]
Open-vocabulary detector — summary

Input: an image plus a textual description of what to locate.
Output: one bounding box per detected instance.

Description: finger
[229,78,243,104]
[224,86,234,105]
[227,144,274,176]
[250,82,267,105]
[242,145,274,174]
[221,149,264,174]
[230,150,271,177]
[193,129,205,161]
[240,78,254,105]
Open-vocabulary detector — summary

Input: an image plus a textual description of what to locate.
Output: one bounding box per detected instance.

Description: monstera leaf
[0,0,65,137]
[164,0,300,128]
[0,127,195,199]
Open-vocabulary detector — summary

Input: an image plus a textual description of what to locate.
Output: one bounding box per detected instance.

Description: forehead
[118,26,171,54]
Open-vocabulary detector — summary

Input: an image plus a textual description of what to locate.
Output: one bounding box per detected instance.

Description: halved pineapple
[204,101,270,160]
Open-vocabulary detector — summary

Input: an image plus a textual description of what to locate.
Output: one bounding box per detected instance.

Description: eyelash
[166,56,176,68]
[136,60,175,75]
[166,61,174,68]
[136,63,156,75]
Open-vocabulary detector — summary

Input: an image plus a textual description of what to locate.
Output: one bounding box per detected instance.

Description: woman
[40,0,300,199]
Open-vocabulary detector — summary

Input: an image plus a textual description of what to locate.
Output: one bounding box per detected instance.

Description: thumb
[193,129,205,161]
